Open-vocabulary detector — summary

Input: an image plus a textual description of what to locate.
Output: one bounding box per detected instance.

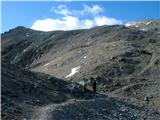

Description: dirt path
[31,99,95,120]
[139,54,159,75]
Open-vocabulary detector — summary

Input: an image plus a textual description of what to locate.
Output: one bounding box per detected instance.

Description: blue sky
[1,1,160,32]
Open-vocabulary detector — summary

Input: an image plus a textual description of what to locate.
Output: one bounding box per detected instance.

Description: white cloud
[95,16,122,26]
[82,4,103,15]
[51,4,103,16]
[31,16,122,31]
[51,5,71,16]
[31,19,55,31]
[82,19,94,28]
[31,4,123,31]
[31,16,94,31]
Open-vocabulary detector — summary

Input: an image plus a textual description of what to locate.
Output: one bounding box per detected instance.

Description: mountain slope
[1,20,160,117]
[2,21,160,82]
[2,61,160,120]
[1,59,87,120]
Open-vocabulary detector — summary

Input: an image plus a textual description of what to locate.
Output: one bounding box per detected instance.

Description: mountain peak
[11,26,33,32]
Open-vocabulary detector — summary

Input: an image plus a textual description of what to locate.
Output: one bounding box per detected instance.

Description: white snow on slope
[146,21,151,25]
[125,21,152,28]
[84,56,87,59]
[43,63,50,67]
[125,22,139,27]
[65,66,81,78]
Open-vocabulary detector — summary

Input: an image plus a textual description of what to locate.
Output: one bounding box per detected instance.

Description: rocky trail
[31,93,160,120]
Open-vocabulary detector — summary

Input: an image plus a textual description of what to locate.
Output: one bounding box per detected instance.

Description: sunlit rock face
[125,20,160,31]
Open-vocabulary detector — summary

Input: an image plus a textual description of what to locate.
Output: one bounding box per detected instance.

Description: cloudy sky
[2,1,159,32]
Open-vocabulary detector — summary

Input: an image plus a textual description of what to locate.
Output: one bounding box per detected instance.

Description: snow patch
[84,56,87,59]
[125,21,152,28]
[65,66,81,78]
[146,21,151,25]
[125,23,139,27]
[43,63,50,67]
